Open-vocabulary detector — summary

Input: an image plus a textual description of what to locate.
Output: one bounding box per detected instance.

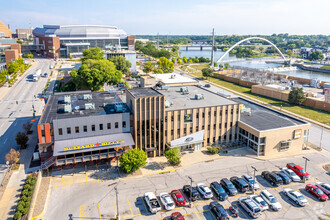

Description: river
[179,48,330,82]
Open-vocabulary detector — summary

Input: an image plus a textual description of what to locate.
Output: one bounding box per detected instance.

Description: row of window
[58,121,126,135]
[165,109,238,122]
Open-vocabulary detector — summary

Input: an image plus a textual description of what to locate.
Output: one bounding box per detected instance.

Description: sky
[1,0,330,35]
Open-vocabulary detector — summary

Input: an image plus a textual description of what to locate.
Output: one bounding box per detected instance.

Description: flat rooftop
[159,85,237,111]
[127,88,162,98]
[40,90,129,124]
[233,97,307,131]
[150,73,198,85]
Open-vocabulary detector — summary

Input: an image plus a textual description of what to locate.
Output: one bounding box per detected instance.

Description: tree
[164,147,181,165]
[6,149,20,165]
[157,57,174,73]
[22,122,33,134]
[70,69,83,90]
[286,49,293,57]
[81,47,104,63]
[135,40,144,51]
[188,58,193,64]
[224,63,230,69]
[171,57,176,64]
[142,61,154,73]
[108,56,132,74]
[288,87,306,105]
[17,40,23,44]
[69,54,73,59]
[213,62,218,67]
[219,64,223,68]
[202,68,213,79]
[259,47,264,52]
[183,56,188,63]
[153,68,163,74]
[16,132,29,148]
[119,148,147,173]
[177,58,182,65]
[309,51,324,61]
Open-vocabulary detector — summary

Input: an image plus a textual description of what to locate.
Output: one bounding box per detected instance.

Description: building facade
[0,39,21,71]
[16,27,33,40]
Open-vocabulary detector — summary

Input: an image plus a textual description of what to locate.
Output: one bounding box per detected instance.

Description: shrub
[21,195,28,202]
[14,211,22,220]
[16,204,24,212]
[22,189,29,197]
[164,147,181,166]
[23,184,32,191]
[22,207,29,215]
[119,148,147,173]
[17,201,25,208]
[207,147,221,154]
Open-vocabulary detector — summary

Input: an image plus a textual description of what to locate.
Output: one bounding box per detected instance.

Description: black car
[261,171,283,186]
[230,176,249,193]
[183,185,200,201]
[210,182,228,201]
[220,178,238,196]
[209,201,230,220]
[272,171,292,184]
[204,84,211,88]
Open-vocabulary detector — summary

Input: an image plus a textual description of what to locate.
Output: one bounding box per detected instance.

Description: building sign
[293,129,302,139]
[64,140,124,152]
[184,114,192,123]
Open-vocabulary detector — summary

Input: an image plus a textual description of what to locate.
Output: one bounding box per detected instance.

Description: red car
[305,184,328,201]
[171,212,185,220]
[286,163,310,180]
[171,190,186,206]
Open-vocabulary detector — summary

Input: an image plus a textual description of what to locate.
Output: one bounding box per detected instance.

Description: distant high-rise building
[16,27,33,40]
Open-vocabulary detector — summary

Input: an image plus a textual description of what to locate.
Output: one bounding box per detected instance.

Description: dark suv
[220,178,238,196]
[272,171,291,184]
[261,171,283,186]
[230,176,249,193]
[183,185,200,201]
[210,182,228,201]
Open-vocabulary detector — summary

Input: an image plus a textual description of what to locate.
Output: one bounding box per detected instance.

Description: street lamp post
[115,186,119,219]
[251,166,258,195]
[188,176,193,208]
[302,156,310,183]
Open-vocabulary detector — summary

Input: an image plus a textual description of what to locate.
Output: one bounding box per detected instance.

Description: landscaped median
[189,71,330,126]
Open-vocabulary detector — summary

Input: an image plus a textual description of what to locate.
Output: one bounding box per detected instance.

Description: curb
[31,178,52,220]
[142,169,176,176]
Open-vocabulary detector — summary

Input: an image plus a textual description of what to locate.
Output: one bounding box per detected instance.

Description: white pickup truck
[144,192,161,213]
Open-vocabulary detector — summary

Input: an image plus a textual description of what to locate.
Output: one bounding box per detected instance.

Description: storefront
[170,130,204,151]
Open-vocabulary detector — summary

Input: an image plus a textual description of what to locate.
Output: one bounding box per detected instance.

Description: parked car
[280,167,301,182]
[238,197,262,218]
[305,184,328,201]
[144,192,161,213]
[283,188,308,206]
[272,171,292,184]
[287,163,310,180]
[183,185,200,201]
[261,171,283,186]
[204,84,211,88]
[249,195,269,212]
[171,212,185,220]
[196,183,213,199]
[260,190,282,211]
[159,192,175,211]
[220,178,238,196]
[242,173,260,190]
[209,201,230,220]
[210,181,228,201]
[171,190,186,206]
[230,176,249,193]
[315,182,330,197]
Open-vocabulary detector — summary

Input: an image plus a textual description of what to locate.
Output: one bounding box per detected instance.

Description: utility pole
[115,186,119,219]
[251,166,258,195]
[302,156,310,183]
[211,28,215,68]
[188,176,193,208]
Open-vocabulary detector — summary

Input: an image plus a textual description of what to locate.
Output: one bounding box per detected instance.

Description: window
[190,127,193,133]
[202,125,205,130]
[165,130,167,136]
[196,113,199,119]
[213,124,216,129]
[171,116,174,122]
[208,125,210,130]
[171,130,174,135]
[115,122,119,128]
[165,116,167,122]
[67,127,71,134]
[219,123,221,129]
[177,115,180,121]
[214,111,216,116]
[75,126,79,133]
[107,123,111,129]
[83,125,87,132]
[123,121,126,128]
[196,126,198,131]
[184,128,186,134]
[207,138,210,144]
[202,112,205,118]
[99,124,103,130]
[58,128,63,135]
[91,125,95,131]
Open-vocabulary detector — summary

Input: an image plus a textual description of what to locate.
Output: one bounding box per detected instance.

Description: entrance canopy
[170,130,204,148]
[54,133,134,156]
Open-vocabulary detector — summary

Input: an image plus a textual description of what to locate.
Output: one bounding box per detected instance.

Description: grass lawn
[189,64,210,71]
[191,72,330,126]
[321,65,330,70]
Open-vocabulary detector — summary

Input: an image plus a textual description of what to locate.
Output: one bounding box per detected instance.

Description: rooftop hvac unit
[180,87,189,94]
[84,103,95,110]
[195,94,204,100]
[114,104,124,112]
[165,100,172,108]
[161,85,169,90]
[64,95,71,103]
[83,94,92,100]
[170,74,176,79]
[64,104,72,113]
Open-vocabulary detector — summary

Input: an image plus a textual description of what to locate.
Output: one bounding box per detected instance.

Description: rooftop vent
[170,74,176,79]
[64,104,72,113]
[64,95,71,103]
[165,100,172,108]
[180,87,189,94]
[195,94,204,100]
[84,103,95,110]
[114,104,124,112]
[83,94,92,100]
[161,85,169,90]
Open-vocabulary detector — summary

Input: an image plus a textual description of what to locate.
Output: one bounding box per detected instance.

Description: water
[179,48,330,82]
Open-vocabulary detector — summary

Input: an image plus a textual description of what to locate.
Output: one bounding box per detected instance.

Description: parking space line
[112,200,117,216]
[97,203,101,220]
[141,197,150,214]
[127,199,133,216]
[79,205,86,220]
[194,212,201,220]
[234,204,249,219]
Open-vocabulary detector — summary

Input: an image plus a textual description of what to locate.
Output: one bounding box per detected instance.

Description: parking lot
[44,152,330,220]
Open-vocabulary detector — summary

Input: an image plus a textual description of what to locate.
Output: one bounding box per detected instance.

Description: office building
[0,38,21,71]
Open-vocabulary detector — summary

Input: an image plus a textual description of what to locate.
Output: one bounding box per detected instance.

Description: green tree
[171,57,176,64]
[108,56,132,74]
[81,47,104,63]
[16,132,29,148]
[153,68,163,74]
[309,51,324,61]
[202,68,213,79]
[143,61,154,73]
[70,69,83,90]
[119,148,147,173]
[182,56,188,63]
[69,54,73,59]
[287,49,293,57]
[288,87,306,105]
[259,47,264,52]
[157,57,174,73]
[164,147,181,165]
[219,64,223,68]
[188,58,193,63]
[17,40,23,44]
[224,63,230,69]
[177,58,182,65]
[213,62,218,67]
[135,40,144,51]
